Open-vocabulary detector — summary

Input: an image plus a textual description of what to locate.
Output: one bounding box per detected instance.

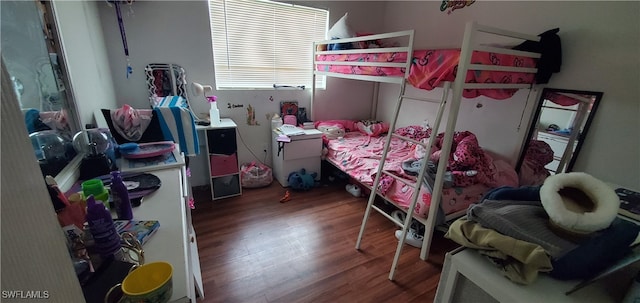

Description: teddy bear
[287,168,317,191]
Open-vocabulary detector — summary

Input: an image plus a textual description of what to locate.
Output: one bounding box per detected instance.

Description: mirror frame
[517,87,603,174]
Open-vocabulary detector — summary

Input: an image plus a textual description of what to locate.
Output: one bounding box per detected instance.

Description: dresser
[271,128,323,187]
[118,149,203,301]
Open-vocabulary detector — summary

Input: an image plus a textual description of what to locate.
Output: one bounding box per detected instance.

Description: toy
[279,190,290,203]
[287,168,317,191]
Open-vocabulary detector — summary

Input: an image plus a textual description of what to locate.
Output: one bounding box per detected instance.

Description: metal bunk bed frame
[311,21,541,280]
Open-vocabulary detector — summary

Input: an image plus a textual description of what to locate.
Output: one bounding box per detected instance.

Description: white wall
[53,0,118,127]
[95,1,639,189]
[98,1,387,186]
[379,1,640,189]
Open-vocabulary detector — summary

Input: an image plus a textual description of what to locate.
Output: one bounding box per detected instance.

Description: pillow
[314,120,357,132]
[317,125,345,140]
[327,13,355,39]
[356,120,389,137]
[356,32,383,49]
[101,109,166,144]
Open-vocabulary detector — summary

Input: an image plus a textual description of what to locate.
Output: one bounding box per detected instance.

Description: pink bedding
[324,130,518,217]
[316,49,536,100]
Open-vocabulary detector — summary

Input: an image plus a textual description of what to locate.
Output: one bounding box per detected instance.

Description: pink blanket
[325,130,518,217]
[317,49,536,100]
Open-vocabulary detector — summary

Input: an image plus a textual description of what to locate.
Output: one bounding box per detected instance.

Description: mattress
[324,131,493,217]
[316,49,537,100]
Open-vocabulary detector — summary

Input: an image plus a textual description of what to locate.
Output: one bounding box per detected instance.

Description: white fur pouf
[540,172,620,234]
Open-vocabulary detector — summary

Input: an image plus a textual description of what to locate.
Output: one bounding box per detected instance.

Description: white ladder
[355,21,542,280]
[355,78,458,280]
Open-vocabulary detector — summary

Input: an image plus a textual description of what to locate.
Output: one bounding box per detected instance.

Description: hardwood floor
[192,181,458,303]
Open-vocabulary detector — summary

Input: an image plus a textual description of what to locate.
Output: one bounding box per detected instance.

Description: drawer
[212,175,241,199]
[207,128,237,155]
[283,138,321,161]
[210,153,238,176]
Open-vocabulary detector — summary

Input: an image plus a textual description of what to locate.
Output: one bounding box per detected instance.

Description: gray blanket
[467,199,578,258]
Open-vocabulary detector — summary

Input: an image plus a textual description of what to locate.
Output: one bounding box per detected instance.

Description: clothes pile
[446,183,640,284]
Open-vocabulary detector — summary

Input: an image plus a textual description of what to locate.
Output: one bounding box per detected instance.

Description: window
[208,0,328,89]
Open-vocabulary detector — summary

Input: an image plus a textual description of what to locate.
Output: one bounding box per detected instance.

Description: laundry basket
[240,162,273,188]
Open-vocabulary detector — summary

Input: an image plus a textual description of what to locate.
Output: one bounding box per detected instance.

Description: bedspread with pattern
[316,49,536,100]
[325,131,517,217]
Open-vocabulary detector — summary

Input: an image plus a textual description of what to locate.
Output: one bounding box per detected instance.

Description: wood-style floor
[192,180,458,303]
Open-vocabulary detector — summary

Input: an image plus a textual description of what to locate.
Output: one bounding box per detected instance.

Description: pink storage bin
[210,153,238,176]
[283,115,297,125]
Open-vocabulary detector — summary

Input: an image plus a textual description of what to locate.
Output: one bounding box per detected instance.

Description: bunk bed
[311,21,545,280]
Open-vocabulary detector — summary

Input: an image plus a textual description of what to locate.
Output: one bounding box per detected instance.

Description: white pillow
[328,13,355,39]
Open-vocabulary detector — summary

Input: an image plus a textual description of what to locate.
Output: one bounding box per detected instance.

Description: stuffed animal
[287,168,317,191]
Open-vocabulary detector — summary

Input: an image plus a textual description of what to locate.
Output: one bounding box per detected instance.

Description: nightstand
[272,128,322,187]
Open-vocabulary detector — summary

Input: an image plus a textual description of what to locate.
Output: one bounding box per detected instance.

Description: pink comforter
[325,131,518,217]
[316,49,536,100]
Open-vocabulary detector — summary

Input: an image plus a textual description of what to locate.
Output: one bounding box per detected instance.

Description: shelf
[204,120,242,200]
[211,172,239,178]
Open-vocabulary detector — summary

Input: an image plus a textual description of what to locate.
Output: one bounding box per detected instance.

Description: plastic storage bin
[212,175,241,198]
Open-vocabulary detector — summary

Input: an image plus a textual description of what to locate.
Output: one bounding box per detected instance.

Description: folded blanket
[153,106,199,156]
[468,199,577,258]
[446,218,553,284]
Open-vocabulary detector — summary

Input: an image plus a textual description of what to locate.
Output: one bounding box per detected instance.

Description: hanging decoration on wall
[440,0,475,15]
[108,0,135,78]
[246,104,259,126]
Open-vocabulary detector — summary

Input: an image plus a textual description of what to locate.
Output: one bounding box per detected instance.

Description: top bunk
[313,21,550,100]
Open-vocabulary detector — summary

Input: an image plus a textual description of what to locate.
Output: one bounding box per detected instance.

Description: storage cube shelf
[204,119,242,200]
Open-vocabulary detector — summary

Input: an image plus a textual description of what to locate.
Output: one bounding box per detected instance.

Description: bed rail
[311,30,415,120]
[312,30,414,82]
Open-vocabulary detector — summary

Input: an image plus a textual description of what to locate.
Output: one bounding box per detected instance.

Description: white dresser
[271,128,323,187]
[118,149,203,302]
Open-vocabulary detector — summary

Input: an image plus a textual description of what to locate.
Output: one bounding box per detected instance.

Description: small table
[271,128,323,187]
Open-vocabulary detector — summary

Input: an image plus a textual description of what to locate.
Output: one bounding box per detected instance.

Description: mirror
[518,88,603,176]
[1,0,80,177]
[145,63,187,106]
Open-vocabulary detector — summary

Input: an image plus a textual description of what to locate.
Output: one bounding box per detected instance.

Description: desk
[435,247,634,303]
[119,152,203,301]
[271,128,322,187]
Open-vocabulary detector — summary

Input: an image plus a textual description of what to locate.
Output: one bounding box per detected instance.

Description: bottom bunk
[317,120,520,226]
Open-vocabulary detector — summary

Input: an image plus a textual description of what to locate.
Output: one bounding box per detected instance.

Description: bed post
[420,21,478,260]
[371,82,379,119]
[311,41,317,121]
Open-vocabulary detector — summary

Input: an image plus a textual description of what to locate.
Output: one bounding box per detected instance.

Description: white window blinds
[208,0,328,89]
